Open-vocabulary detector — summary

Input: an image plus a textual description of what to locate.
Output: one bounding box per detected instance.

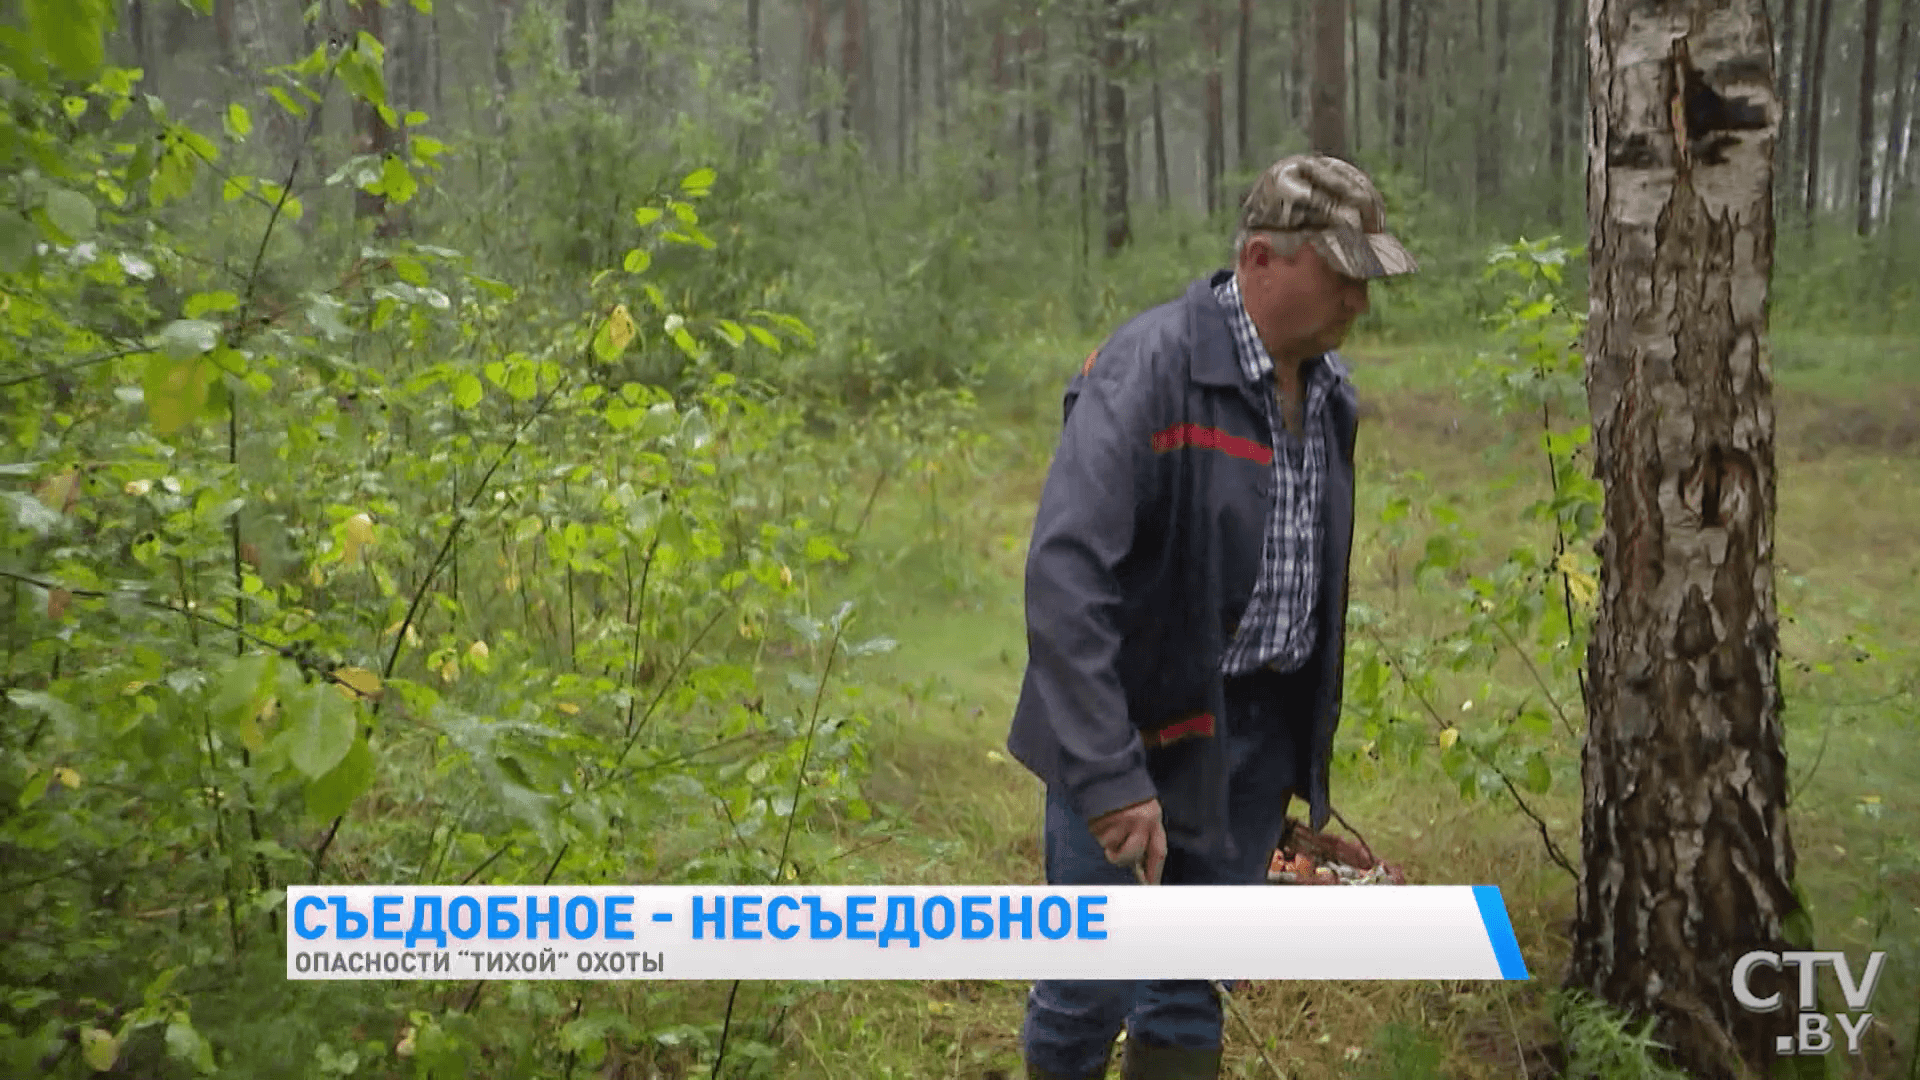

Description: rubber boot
[1119,1039,1222,1080]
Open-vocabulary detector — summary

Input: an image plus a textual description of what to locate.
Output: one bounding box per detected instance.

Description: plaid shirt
[1213,274,1337,676]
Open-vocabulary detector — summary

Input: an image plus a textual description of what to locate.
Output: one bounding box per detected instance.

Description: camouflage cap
[1238,155,1418,280]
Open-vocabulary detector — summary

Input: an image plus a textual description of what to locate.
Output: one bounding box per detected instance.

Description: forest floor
[721,327,1920,1079]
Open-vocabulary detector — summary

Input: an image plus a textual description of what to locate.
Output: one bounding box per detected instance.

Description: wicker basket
[1267,817,1408,886]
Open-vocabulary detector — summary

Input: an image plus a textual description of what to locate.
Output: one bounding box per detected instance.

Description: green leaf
[680,166,716,193]
[224,102,253,139]
[287,684,356,780]
[211,653,279,743]
[305,735,376,819]
[155,319,220,358]
[452,373,484,409]
[17,769,50,810]
[267,86,307,118]
[1521,752,1553,795]
[184,291,240,318]
[623,248,652,274]
[44,189,97,241]
[164,1019,216,1074]
[143,354,213,435]
[633,206,663,227]
[28,0,108,80]
[377,156,418,203]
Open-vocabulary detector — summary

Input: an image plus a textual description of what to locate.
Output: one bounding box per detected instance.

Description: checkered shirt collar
[1215,274,1347,392]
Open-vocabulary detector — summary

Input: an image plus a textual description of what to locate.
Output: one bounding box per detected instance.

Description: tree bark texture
[1775,0,1798,198]
[1376,0,1392,154]
[1289,0,1307,124]
[1548,0,1570,223]
[1100,0,1131,251]
[1202,0,1227,214]
[1576,5,1802,1078]
[1800,0,1834,219]
[1394,0,1412,162]
[1476,0,1508,202]
[749,0,763,85]
[1151,41,1170,210]
[1311,0,1349,157]
[349,0,396,237]
[1350,0,1363,157]
[1889,0,1916,219]
[1859,0,1885,236]
[842,0,868,142]
[805,0,829,146]
[1237,0,1252,168]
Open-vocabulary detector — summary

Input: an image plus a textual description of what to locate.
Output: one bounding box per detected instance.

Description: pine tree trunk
[1237,0,1252,168]
[1101,0,1131,251]
[1034,24,1052,200]
[1802,0,1835,221]
[1548,0,1570,223]
[805,0,829,146]
[749,0,762,85]
[1349,0,1362,158]
[1310,0,1348,156]
[1393,0,1412,164]
[842,0,867,142]
[933,0,948,137]
[1576,5,1800,1078]
[1859,0,1885,236]
[349,0,396,236]
[1151,40,1170,210]
[1288,0,1307,125]
[909,0,923,173]
[1412,0,1430,180]
[494,0,515,132]
[1375,0,1391,151]
[214,0,237,73]
[1202,0,1226,214]
[1479,0,1508,203]
[566,0,588,81]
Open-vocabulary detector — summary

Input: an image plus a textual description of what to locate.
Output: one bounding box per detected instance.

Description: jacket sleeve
[1024,363,1161,825]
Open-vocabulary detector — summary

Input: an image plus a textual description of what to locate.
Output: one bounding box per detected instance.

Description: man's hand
[1088,798,1167,885]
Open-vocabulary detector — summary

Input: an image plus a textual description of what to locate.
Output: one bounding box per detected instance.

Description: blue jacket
[1005,271,1359,864]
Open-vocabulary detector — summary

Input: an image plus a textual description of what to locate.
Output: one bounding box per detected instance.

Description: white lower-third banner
[285,886,1529,982]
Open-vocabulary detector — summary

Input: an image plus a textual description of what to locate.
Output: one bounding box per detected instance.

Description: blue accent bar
[652,913,673,923]
[1472,886,1530,980]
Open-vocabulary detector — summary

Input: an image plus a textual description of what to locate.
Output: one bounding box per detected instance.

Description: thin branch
[0,345,152,391]
[1490,618,1580,740]
[1363,625,1577,879]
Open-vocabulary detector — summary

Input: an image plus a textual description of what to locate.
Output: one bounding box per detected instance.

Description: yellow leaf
[927,1001,955,1016]
[1861,794,1882,805]
[439,658,460,683]
[1439,728,1460,750]
[125,478,152,496]
[333,666,383,699]
[557,702,580,716]
[53,766,81,789]
[607,303,637,352]
[779,564,793,587]
[1556,553,1598,606]
[81,1028,118,1071]
[467,640,490,660]
[342,512,376,565]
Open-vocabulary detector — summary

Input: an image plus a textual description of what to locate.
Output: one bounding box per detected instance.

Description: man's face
[1242,235,1372,358]
[1297,242,1371,353]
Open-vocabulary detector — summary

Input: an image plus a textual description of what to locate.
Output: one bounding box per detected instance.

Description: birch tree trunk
[1575,4,1802,1077]
[1859,0,1885,236]
[1888,0,1916,221]
[1800,0,1834,221]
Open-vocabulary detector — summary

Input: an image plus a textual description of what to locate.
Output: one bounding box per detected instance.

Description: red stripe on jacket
[1150,423,1274,466]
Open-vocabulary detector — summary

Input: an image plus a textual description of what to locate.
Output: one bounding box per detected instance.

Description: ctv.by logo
[1733,950,1887,1056]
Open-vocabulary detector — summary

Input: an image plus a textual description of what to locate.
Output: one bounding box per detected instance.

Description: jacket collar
[1185,271,1247,388]
[1188,271,1350,394]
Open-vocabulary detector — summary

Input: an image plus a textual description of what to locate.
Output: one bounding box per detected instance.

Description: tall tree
[749,0,763,86]
[1237,0,1252,168]
[1576,4,1800,1078]
[1801,0,1835,220]
[1376,0,1391,154]
[1349,0,1362,157]
[1777,0,1799,197]
[1100,0,1132,250]
[1393,0,1413,163]
[1310,0,1348,157]
[1149,37,1170,209]
[804,0,830,146]
[1888,0,1917,221]
[348,0,396,237]
[1289,0,1307,124]
[1202,0,1227,214]
[1476,0,1510,204]
[1860,0,1886,236]
[842,0,869,143]
[213,0,237,73]
[1547,0,1571,223]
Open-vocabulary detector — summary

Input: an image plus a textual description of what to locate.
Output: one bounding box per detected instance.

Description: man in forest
[1005,154,1416,1080]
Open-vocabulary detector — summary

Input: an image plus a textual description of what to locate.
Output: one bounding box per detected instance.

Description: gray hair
[1232,227,1314,263]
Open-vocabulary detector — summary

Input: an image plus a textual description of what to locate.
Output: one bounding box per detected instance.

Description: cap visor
[1364,233,1419,277]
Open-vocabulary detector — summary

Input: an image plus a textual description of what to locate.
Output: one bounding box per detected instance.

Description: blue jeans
[1020,675,1303,1078]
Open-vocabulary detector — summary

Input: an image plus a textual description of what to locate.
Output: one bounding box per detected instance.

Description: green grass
[751,328,1920,1079]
